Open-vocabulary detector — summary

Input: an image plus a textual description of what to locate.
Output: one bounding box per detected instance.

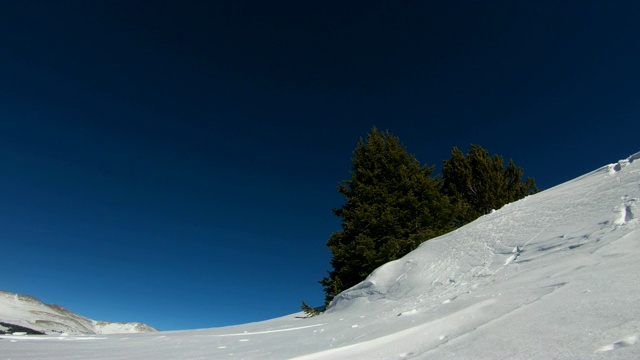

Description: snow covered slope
[0,290,157,335]
[1,152,639,359]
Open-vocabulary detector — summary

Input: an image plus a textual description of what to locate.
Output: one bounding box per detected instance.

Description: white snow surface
[2,152,639,359]
[0,290,157,335]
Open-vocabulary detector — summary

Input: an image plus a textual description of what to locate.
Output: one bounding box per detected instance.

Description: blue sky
[1,1,639,331]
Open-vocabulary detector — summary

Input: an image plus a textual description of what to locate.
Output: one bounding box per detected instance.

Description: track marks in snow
[518,232,599,264]
[595,334,638,353]
[504,246,521,265]
[211,323,325,337]
[614,197,636,225]
[397,309,419,316]
[292,299,499,360]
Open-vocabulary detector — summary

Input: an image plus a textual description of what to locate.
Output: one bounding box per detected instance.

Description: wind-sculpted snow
[1,152,639,359]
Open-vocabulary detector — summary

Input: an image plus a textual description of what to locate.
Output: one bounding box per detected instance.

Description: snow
[0,290,157,335]
[1,152,639,359]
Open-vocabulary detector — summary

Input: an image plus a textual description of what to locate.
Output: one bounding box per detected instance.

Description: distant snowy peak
[0,290,157,335]
[93,321,158,334]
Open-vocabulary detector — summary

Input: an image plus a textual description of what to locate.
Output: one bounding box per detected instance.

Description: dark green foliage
[318,134,539,307]
[320,128,454,305]
[442,144,538,225]
[300,300,321,317]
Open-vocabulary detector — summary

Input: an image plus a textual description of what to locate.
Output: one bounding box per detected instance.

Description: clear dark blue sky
[1,1,639,331]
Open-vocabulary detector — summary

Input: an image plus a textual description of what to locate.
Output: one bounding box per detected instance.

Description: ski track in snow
[596,334,639,353]
[207,323,325,336]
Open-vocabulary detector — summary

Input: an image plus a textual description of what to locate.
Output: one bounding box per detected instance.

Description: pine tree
[300,301,321,317]
[442,144,538,225]
[320,128,453,305]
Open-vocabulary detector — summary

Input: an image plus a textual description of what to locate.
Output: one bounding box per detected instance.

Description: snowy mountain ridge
[0,290,157,335]
[1,151,638,359]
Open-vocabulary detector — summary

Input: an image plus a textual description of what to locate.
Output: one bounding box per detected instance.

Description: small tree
[301,301,321,317]
[320,127,453,305]
[442,144,538,225]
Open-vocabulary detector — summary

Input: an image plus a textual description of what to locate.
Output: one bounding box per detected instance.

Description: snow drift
[1,152,639,359]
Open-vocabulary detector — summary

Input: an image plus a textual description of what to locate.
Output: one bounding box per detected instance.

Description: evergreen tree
[442,144,538,225]
[300,301,321,317]
[320,128,453,305]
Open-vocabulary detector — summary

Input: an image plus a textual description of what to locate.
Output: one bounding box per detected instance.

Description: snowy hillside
[0,290,157,335]
[1,152,639,359]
